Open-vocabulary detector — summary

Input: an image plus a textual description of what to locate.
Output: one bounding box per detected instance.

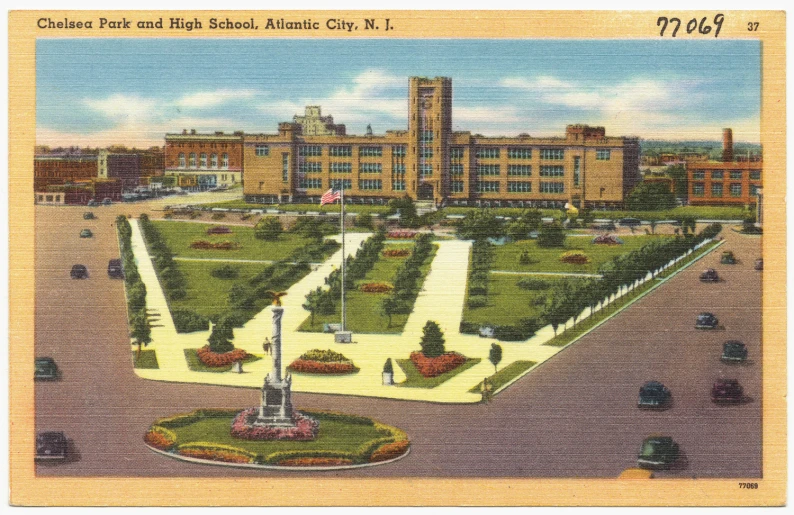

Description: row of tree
[116,215,151,356]
[456,209,567,247]
[139,214,187,301]
[379,234,436,326]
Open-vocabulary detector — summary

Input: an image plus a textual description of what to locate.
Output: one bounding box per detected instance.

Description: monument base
[231,407,319,440]
[334,331,353,343]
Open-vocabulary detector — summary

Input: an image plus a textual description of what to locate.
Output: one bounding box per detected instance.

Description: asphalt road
[35,204,761,478]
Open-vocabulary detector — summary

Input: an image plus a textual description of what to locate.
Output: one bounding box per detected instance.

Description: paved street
[35,204,761,478]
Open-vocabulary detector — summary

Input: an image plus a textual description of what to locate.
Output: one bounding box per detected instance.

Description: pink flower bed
[409,351,467,378]
[230,408,319,441]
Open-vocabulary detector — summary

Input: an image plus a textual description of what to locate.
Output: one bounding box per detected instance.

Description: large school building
[241,77,640,208]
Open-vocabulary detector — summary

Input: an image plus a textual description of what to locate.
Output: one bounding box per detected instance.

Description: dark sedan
[637,436,680,470]
[711,379,744,403]
[36,432,68,462]
[35,357,59,381]
[638,381,672,409]
[699,268,719,282]
[721,341,748,363]
[695,312,719,329]
[70,264,88,279]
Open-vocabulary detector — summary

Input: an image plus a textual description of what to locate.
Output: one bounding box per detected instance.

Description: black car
[699,268,719,282]
[721,341,748,363]
[619,217,642,227]
[83,212,95,220]
[720,251,737,265]
[107,258,124,279]
[754,258,763,271]
[695,312,719,329]
[711,379,744,403]
[70,264,88,279]
[637,436,680,470]
[638,381,672,409]
[36,432,68,462]
[34,357,59,381]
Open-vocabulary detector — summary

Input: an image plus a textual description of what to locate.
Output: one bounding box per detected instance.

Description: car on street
[720,251,737,264]
[695,312,719,329]
[721,341,748,363]
[754,258,763,271]
[79,229,93,238]
[34,357,59,381]
[70,264,88,279]
[711,379,744,403]
[699,268,719,282]
[638,381,672,409]
[619,217,642,227]
[637,436,680,470]
[36,431,68,462]
[102,198,113,206]
[83,212,95,220]
[107,258,124,279]
[87,199,98,207]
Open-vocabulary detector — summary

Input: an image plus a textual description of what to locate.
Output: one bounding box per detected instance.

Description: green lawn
[151,220,317,261]
[298,245,437,334]
[132,349,159,369]
[469,360,537,393]
[440,205,747,221]
[184,349,262,373]
[198,200,391,214]
[168,261,270,319]
[396,358,482,388]
[463,274,556,327]
[491,235,671,273]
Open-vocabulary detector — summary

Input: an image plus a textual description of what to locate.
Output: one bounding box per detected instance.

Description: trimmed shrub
[559,250,590,264]
[254,216,283,240]
[298,349,351,362]
[467,295,487,308]
[516,278,551,290]
[459,321,479,334]
[210,264,240,280]
[172,309,210,333]
[210,212,226,220]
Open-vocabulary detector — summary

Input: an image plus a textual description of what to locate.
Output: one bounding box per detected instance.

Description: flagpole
[340,187,346,332]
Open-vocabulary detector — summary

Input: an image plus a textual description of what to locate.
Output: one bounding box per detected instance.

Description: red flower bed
[287,359,359,375]
[206,226,232,235]
[279,457,353,467]
[387,231,417,239]
[178,448,252,464]
[592,234,623,245]
[144,429,175,451]
[190,240,241,250]
[382,249,411,257]
[370,440,410,463]
[409,351,467,378]
[359,282,393,293]
[196,346,250,367]
[231,408,319,441]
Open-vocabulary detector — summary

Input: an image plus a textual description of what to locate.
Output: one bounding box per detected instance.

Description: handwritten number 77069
[657,14,725,38]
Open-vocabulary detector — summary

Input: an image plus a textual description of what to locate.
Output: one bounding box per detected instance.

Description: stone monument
[255,292,297,427]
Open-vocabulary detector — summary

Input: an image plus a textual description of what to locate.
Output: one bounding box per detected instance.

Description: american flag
[320,188,341,205]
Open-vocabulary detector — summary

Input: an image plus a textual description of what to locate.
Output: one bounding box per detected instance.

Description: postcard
[8,9,786,506]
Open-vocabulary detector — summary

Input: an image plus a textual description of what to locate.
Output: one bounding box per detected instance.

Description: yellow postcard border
[8,10,786,506]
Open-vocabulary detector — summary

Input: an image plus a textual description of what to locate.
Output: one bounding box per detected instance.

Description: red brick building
[164,130,244,190]
[34,154,98,191]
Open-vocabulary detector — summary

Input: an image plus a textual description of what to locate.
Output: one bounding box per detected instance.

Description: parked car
[87,199,98,207]
[699,268,719,282]
[102,198,113,206]
[695,312,719,329]
[36,431,68,462]
[754,258,763,271]
[721,341,748,363]
[107,258,124,279]
[720,251,737,264]
[79,229,93,238]
[711,379,744,403]
[637,436,680,470]
[83,212,95,220]
[70,264,88,279]
[34,357,59,381]
[638,381,672,409]
[619,217,642,227]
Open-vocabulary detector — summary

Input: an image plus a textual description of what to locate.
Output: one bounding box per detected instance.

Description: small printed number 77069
[739,483,759,489]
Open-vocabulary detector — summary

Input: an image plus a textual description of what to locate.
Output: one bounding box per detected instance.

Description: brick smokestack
[722,128,734,162]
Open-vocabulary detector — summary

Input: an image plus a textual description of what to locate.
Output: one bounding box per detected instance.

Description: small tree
[131,313,151,360]
[302,288,321,325]
[383,358,394,374]
[208,317,235,353]
[537,222,566,248]
[419,321,446,358]
[355,212,374,229]
[488,343,502,373]
[254,216,283,241]
[380,296,398,328]
[457,209,504,240]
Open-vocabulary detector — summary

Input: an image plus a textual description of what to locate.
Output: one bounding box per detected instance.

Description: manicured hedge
[172,309,210,333]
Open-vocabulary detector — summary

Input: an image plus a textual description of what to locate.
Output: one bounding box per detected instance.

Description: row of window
[539,165,564,177]
[360,163,382,174]
[330,162,353,173]
[297,178,400,191]
[692,182,761,197]
[692,170,762,180]
[475,181,562,193]
[178,152,229,169]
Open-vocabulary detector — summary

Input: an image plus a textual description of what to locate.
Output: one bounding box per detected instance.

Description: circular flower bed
[409,351,467,378]
[359,282,393,293]
[370,440,411,462]
[592,234,623,245]
[287,349,359,375]
[231,408,319,441]
[382,248,411,257]
[559,250,591,264]
[196,346,250,367]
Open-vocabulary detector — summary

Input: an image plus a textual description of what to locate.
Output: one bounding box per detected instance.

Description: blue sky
[36,38,761,147]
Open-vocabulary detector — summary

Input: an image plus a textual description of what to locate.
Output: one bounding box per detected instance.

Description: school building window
[573,156,581,187]
[419,147,434,158]
[476,181,500,193]
[539,182,564,194]
[477,164,500,176]
[392,180,406,191]
[419,164,433,177]
[540,148,564,160]
[729,170,743,180]
[392,145,406,157]
[330,179,352,190]
[299,162,323,173]
[595,149,611,160]
[507,165,532,176]
[200,153,208,168]
[298,145,322,157]
[329,146,352,157]
[450,147,464,159]
[692,171,705,180]
[282,154,289,182]
[508,147,532,159]
[451,181,465,193]
[189,153,197,168]
[211,154,218,168]
[730,183,742,197]
[475,147,500,159]
[750,170,761,180]
[299,178,323,189]
[222,153,229,169]
[508,181,532,193]
[450,164,464,176]
[178,153,186,167]
[419,130,434,143]
[540,165,564,177]
[711,183,723,197]
[330,162,352,173]
[360,163,382,174]
[393,164,406,174]
[692,183,705,197]
[255,144,270,157]
[711,170,724,180]
[359,179,382,190]
[359,146,383,157]
[750,185,761,196]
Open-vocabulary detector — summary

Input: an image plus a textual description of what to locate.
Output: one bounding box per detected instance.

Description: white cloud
[175,89,260,109]
[83,94,161,122]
